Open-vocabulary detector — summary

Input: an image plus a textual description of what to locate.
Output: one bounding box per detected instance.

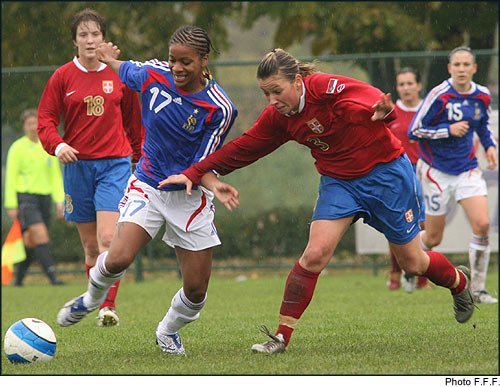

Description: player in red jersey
[161,49,476,354]
[386,67,429,291]
[37,9,143,327]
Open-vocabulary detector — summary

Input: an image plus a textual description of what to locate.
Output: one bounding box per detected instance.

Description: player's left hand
[212,181,239,211]
[96,42,120,63]
[55,203,65,220]
[371,93,394,121]
[158,174,193,194]
[485,146,497,170]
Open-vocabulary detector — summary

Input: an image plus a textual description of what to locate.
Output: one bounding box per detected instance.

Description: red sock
[100,280,121,309]
[424,251,466,295]
[276,261,320,346]
[390,251,401,273]
[85,263,92,278]
[417,276,429,288]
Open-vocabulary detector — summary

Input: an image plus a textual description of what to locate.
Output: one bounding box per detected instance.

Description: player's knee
[98,231,115,250]
[471,220,489,236]
[301,246,331,271]
[423,232,442,249]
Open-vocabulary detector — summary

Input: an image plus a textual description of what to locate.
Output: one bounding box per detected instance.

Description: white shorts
[117,175,221,251]
[416,159,488,216]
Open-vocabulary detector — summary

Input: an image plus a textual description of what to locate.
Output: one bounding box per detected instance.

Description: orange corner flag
[2,219,26,285]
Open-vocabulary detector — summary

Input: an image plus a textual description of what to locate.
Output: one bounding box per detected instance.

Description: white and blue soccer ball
[4,318,56,364]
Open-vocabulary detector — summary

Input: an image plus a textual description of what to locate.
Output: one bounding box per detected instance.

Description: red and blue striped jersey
[408,78,496,175]
[119,59,237,190]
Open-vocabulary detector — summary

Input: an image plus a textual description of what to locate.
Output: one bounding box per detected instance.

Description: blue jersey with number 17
[119,59,237,191]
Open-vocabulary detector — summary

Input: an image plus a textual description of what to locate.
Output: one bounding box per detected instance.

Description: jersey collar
[448,77,477,95]
[396,99,422,112]
[73,56,107,73]
[285,80,306,117]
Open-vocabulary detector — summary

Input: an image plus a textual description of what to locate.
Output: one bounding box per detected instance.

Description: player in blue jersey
[56,25,238,354]
[409,46,497,304]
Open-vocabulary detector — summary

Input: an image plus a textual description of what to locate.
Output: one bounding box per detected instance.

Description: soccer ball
[4,318,57,364]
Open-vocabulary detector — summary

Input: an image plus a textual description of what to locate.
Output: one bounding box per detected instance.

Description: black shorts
[17,193,52,231]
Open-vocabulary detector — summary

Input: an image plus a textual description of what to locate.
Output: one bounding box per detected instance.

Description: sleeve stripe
[202,84,234,160]
[409,80,450,139]
[130,59,171,72]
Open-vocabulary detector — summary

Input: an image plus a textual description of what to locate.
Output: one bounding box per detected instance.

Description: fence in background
[2,50,498,281]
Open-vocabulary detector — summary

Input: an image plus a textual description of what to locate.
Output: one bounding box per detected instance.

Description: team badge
[182,109,199,132]
[404,209,414,223]
[102,80,114,94]
[326,78,338,94]
[118,195,129,209]
[474,103,481,121]
[65,194,73,214]
[306,118,324,134]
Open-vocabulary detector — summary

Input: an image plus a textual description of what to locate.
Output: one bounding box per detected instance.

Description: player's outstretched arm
[158,174,193,193]
[158,172,239,211]
[371,93,394,121]
[96,41,124,74]
[202,173,240,211]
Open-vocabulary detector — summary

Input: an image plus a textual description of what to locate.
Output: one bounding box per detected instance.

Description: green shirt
[4,136,64,208]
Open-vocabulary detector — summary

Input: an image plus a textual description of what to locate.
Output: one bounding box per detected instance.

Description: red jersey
[386,99,421,164]
[183,73,404,183]
[38,57,143,161]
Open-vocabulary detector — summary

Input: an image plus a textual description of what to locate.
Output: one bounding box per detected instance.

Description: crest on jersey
[326,78,338,94]
[102,80,114,94]
[306,118,324,134]
[474,103,481,121]
[405,209,414,223]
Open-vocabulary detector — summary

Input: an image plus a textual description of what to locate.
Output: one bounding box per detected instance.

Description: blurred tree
[240,1,498,92]
[1,1,242,128]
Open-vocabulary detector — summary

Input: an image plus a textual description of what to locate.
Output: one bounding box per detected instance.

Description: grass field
[1,268,498,375]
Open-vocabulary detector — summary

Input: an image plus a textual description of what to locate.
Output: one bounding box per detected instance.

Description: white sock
[468,234,490,293]
[157,288,207,335]
[83,251,126,309]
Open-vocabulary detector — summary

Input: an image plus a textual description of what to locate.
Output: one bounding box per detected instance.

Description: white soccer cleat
[57,294,97,327]
[155,331,185,355]
[97,307,120,327]
[251,325,286,354]
[473,290,498,304]
[401,271,416,293]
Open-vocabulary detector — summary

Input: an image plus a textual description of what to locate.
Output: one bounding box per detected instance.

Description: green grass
[1,269,498,375]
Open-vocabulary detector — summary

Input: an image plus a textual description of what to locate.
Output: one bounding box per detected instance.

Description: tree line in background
[2,1,498,129]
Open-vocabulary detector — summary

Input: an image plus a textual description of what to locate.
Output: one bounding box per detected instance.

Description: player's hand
[449,121,469,137]
[96,42,121,63]
[158,174,193,195]
[55,203,65,220]
[212,181,239,211]
[371,93,394,121]
[485,146,497,170]
[57,144,79,164]
[6,208,18,221]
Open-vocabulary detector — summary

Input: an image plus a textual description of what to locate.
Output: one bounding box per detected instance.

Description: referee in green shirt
[4,109,65,286]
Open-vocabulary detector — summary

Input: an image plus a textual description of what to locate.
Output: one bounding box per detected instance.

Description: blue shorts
[412,163,426,223]
[63,158,131,222]
[312,155,423,245]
